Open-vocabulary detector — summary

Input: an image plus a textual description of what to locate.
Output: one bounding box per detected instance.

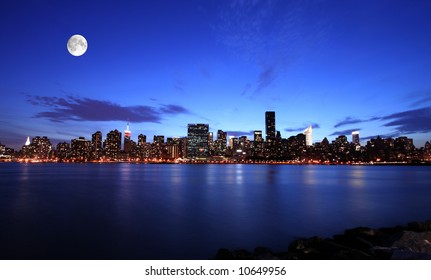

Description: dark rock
[287,236,324,259]
[254,246,273,255]
[343,227,383,246]
[407,220,431,232]
[391,249,431,260]
[371,246,397,259]
[254,247,279,260]
[215,248,234,260]
[314,239,372,259]
[233,249,253,259]
[379,225,406,236]
[333,234,375,252]
[390,231,431,254]
[331,248,372,260]
[345,227,377,237]
[288,236,323,251]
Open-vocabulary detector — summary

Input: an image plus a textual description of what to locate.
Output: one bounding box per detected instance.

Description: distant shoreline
[2,159,431,166]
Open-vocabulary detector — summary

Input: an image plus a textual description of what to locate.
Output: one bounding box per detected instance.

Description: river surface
[1,163,430,259]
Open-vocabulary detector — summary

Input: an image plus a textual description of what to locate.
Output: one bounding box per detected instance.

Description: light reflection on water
[0,163,431,259]
[349,167,365,188]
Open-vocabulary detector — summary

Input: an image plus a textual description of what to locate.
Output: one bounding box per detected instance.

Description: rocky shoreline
[215,219,431,260]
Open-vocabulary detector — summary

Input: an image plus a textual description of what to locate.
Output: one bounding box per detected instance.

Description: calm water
[1,163,431,259]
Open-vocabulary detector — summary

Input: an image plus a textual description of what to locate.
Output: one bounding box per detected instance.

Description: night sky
[1,0,431,150]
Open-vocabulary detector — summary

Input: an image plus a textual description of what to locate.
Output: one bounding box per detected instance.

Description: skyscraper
[214,129,227,156]
[56,142,70,160]
[124,123,132,153]
[71,137,91,160]
[208,132,214,156]
[187,124,209,159]
[265,111,276,142]
[104,129,121,160]
[152,135,165,159]
[91,131,103,159]
[352,131,360,145]
[253,130,264,157]
[265,111,276,158]
[304,126,312,146]
[138,134,146,146]
[31,136,52,159]
[153,135,164,144]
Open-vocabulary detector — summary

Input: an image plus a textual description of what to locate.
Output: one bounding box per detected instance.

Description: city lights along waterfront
[1,111,431,164]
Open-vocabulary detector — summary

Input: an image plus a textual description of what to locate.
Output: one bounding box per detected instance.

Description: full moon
[67,34,88,56]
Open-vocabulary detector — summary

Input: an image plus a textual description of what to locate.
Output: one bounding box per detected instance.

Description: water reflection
[18,163,30,181]
[265,165,279,185]
[170,164,182,186]
[2,164,431,260]
[349,167,365,188]
[117,164,133,201]
[15,164,31,214]
[235,164,244,185]
[302,166,317,186]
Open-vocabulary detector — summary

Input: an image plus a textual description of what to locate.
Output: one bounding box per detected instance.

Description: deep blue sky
[1,0,431,150]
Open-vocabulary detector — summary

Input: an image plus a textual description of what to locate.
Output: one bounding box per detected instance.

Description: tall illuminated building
[71,137,91,160]
[21,136,51,159]
[151,135,165,159]
[352,131,360,145]
[265,111,276,157]
[56,142,70,160]
[153,135,164,144]
[265,111,276,142]
[304,126,312,146]
[207,132,214,156]
[32,136,52,159]
[21,137,32,158]
[166,137,180,159]
[213,130,227,156]
[104,129,121,160]
[187,124,209,159]
[124,123,132,153]
[91,131,103,159]
[229,136,235,148]
[253,130,264,157]
[254,130,263,142]
[138,134,146,146]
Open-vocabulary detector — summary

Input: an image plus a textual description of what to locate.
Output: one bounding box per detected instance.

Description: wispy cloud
[285,122,320,132]
[408,89,431,107]
[255,65,276,94]
[159,104,190,115]
[334,117,380,128]
[240,83,252,96]
[334,104,431,136]
[329,128,361,137]
[26,95,190,123]
[381,107,431,134]
[334,117,365,128]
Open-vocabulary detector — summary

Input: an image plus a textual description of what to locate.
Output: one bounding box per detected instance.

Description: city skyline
[1,0,431,150]
[3,113,431,151]
[7,114,430,163]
